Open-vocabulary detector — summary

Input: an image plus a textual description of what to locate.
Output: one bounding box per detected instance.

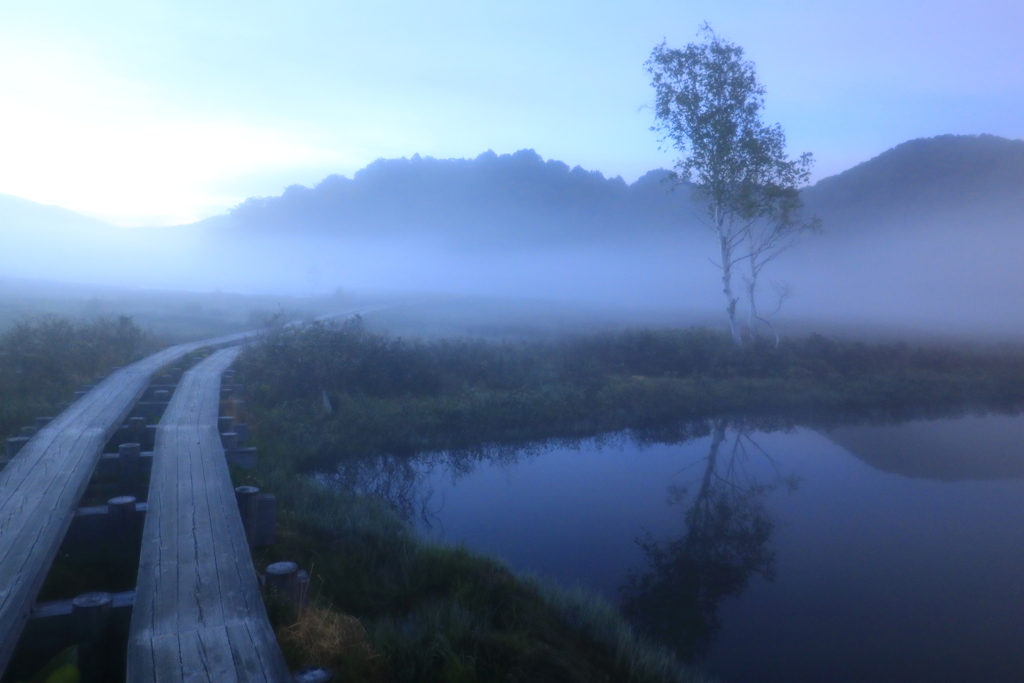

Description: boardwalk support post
[73,591,113,683]
[235,485,260,545]
[265,561,298,598]
[73,592,113,644]
[221,431,239,450]
[265,561,309,610]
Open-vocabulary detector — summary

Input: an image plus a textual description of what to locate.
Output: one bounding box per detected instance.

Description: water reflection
[825,413,1024,481]
[319,408,1024,523]
[316,407,1024,672]
[620,418,796,660]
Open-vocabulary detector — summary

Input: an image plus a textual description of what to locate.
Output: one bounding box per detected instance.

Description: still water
[344,414,1024,682]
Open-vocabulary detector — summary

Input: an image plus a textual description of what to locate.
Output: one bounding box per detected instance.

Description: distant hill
[208,135,1024,245]
[803,134,1024,231]
[210,149,705,246]
[0,193,123,276]
[0,194,209,291]
[0,193,116,237]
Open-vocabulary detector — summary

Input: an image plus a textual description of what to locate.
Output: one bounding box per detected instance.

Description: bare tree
[742,201,820,345]
[646,24,815,346]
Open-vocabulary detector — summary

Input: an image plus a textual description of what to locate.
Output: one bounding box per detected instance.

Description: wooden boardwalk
[127,347,290,683]
[0,307,373,679]
[0,333,243,673]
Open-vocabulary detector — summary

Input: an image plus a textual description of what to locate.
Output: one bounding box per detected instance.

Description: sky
[1,0,1021,227]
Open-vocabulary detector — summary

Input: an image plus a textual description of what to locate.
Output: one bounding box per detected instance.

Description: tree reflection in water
[620,418,797,661]
[319,418,797,660]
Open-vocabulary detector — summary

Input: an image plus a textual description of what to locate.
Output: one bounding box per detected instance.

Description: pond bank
[239,451,712,683]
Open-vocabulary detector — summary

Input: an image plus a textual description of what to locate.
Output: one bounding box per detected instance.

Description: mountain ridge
[3,134,1021,247]
[215,149,701,246]
[802,134,1024,229]
[206,134,1024,244]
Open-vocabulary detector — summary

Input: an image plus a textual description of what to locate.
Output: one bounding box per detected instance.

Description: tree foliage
[646,25,816,345]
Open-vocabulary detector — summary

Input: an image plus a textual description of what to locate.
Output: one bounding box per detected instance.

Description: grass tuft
[277,605,388,681]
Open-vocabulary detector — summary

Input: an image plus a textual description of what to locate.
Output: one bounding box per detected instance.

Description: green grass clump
[536,583,705,683]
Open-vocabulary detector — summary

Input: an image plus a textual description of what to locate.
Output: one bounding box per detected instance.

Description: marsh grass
[277,605,387,681]
[535,583,706,683]
[0,314,158,439]
[236,319,1024,472]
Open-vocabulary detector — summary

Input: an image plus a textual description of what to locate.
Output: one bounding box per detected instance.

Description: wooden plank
[128,348,290,683]
[0,330,253,675]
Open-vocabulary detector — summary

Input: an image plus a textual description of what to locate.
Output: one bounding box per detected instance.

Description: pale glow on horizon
[0,42,342,226]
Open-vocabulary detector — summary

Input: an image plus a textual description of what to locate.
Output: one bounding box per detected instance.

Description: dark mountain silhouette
[802,134,1024,231]
[208,135,1024,246]
[212,149,704,246]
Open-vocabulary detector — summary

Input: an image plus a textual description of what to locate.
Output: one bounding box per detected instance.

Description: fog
[2,135,1022,341]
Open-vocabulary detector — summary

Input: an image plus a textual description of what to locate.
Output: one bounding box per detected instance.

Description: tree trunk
[687,418,729,548]
[719,228,742,347]
[745,277,758,339]
[698,418,728,502]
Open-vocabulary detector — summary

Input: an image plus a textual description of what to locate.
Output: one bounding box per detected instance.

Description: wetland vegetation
[0,314,157,441]
[237,316,1024,471]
